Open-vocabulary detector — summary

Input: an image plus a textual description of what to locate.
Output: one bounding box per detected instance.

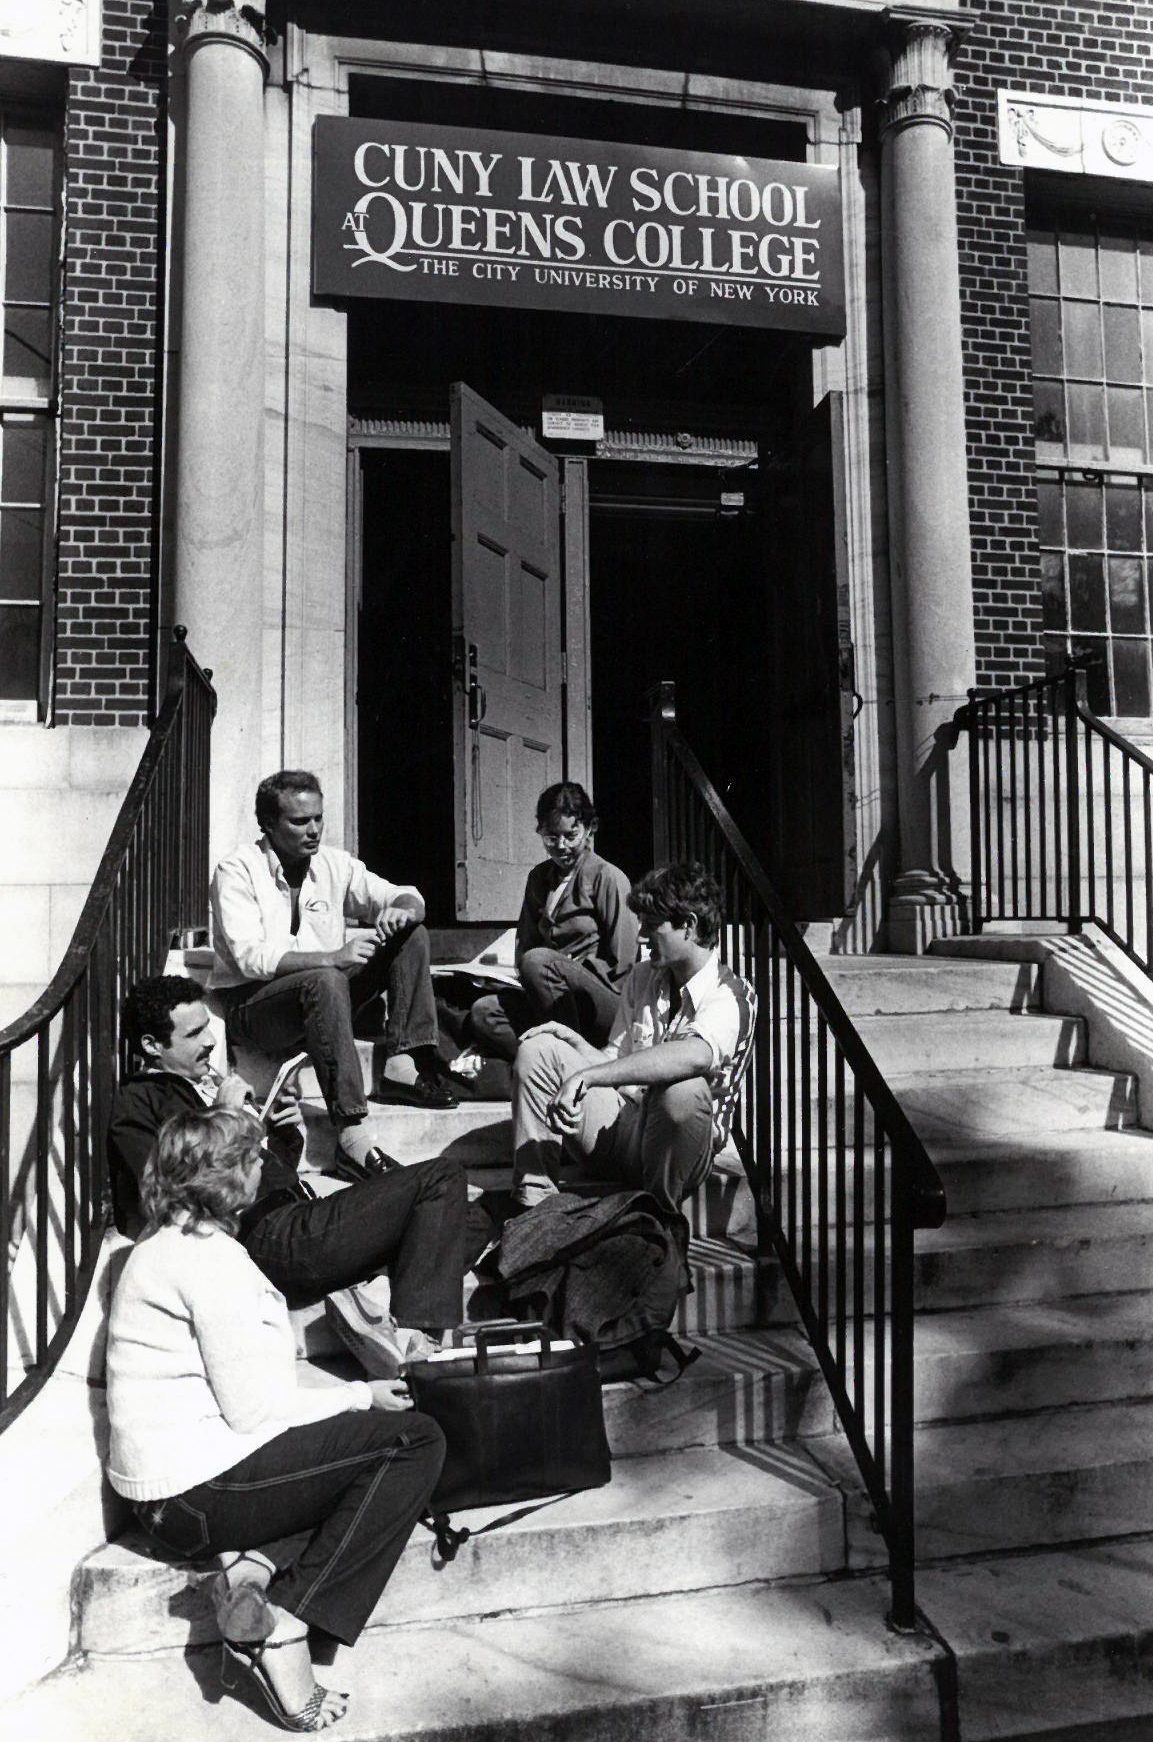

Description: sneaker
[324,1282,406,1379]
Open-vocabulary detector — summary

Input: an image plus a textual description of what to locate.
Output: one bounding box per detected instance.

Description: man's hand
[547,1070,589,1136]
[264,1086,304,1135]
[213,1072,254,1110]
[367,1379,414,1411]
[375,905,416,943]
[521,1021,604,1067]
[333,936,378,972]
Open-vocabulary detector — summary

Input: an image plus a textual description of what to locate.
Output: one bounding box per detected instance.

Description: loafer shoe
[330,1145,401,1184]
[371,1074,459,1110]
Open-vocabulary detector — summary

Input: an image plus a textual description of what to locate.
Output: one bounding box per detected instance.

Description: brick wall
[953,0,1153,689]
[54,0,166,726]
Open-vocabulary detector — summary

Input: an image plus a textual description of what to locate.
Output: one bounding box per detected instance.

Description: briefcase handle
[474,1319,552,1373]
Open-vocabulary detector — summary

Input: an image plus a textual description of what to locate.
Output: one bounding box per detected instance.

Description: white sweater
[106,1222,371,1501]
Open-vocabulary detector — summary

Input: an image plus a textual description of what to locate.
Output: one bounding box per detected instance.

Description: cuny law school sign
[312,120,845,337]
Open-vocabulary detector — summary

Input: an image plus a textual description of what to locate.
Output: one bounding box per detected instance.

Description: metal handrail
[650,681,945,1630]
[0,628,216,1431]
[957,663,1153,979]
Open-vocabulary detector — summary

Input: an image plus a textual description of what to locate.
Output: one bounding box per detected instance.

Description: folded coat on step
[492,1190,692,1352]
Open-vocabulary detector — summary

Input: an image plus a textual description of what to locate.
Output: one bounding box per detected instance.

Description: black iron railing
[958,663,1153,979]
[0,628,215,1430]
[650,682,945,1629]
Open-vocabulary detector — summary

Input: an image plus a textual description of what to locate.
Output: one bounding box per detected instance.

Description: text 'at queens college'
[311,121,846,336]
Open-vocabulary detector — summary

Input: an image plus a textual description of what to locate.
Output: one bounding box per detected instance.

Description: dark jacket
[515,849,638,989]
[106,1071,307,1240]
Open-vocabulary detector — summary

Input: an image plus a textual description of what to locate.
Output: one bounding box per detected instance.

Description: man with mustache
[106,974,467,1372]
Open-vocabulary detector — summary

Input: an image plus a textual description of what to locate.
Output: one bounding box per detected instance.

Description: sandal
[221,1636,346,1733]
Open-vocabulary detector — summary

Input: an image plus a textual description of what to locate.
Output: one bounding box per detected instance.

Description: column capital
[176,1,275,73]
[878,20,957,139]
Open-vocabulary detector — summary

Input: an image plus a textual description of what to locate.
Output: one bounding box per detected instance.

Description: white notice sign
[541,395,605,441]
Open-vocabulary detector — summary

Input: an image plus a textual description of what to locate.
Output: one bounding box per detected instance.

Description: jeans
[470,949,622,1062]
[133,1408,445,1646]
[220,923,439,1122]
[244,1154,467,1325]
[512,1032,715,1212]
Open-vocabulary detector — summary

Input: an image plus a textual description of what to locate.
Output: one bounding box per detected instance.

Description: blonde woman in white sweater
[106,1107,445,1732]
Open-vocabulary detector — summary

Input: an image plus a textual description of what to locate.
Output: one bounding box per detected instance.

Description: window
[1029,205,1153,715]
[0,111,59,721]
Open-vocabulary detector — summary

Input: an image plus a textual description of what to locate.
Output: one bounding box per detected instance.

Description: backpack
[492,1190,702,1385]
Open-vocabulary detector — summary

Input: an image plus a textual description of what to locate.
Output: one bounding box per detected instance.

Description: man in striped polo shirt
[511,861,757,1213]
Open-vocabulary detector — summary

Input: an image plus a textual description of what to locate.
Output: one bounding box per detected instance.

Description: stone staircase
[15,938,1153,1739]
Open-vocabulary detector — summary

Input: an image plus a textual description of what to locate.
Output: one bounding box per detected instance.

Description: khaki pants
[512,1032,714,1212]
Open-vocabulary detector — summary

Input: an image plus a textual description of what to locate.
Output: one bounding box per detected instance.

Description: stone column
[879,20,976,952]
[173,1,269,866]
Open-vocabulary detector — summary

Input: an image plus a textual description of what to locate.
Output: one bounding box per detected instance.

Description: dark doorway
[588,460,774,885]
[356,448,456,918]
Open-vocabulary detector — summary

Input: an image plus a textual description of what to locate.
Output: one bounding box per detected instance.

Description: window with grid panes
[0,110,59,720]
[1029,203,1153,717]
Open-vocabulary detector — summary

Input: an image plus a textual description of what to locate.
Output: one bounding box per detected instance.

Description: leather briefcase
[406,1320,611,1515]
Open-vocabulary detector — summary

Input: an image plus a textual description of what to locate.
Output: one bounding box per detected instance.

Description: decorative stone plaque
[0,0,101,68]
[998,90,1153,185]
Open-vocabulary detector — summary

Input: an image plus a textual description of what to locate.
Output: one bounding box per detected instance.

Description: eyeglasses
[537,826,586,846]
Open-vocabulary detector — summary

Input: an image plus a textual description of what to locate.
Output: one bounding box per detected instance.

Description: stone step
[12,1570,952,1742]
[929,933,1058,964]
[785,1294,1153,1435]
[760,1065,1136,1163]
[911,1199,1153,1310]
[301,1326,802,1460]
[292,1228,774,1372]
[761,1009,1086,1076]
[789,1199,1153,1315]
[854,1010,1085,1074]
[300,1096,512,1169]
[822,953,1044,1014]
[812,1397,1153,1566]
[926,1127,1153,1215]
[75,1442,844,1658]
[768,1126,1153,1224]
[27,1540,1153,1742]
[889,1065,1137,1144]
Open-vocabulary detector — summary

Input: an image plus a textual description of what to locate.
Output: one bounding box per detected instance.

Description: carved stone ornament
[175,0,278,54]
[0,0,101,66]
[997,90,1153,184]
[879,22,956,139]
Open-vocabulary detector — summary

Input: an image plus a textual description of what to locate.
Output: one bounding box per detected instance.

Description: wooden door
[451,382,565,919]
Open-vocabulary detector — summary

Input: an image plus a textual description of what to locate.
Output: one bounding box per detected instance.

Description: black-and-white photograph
[4,1,1153,1738]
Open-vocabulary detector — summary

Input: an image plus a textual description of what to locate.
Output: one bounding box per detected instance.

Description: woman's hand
[367,1379,414,1411]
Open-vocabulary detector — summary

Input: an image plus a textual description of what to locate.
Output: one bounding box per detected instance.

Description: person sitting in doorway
[108,975,468,1373]
[469,781,638,1064]
[106,1105,445,1732]
[510,860,757,1214]
[210,768,456,1183]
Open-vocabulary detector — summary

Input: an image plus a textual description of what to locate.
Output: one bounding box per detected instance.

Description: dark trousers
[245,1155,467,1326]
[221,924,439,1122]
[470,948,621,1063]
[133,1409,445,1646]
